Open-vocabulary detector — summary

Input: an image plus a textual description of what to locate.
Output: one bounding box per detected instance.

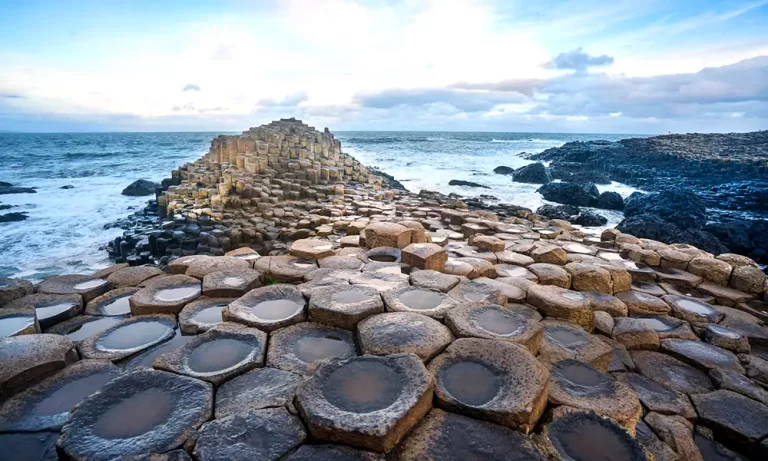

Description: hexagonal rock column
[662,295,723,323]
[0,334,79,401]
[202,269,262,298]
[447,281,506,306]
[185,256,251,280]
[616,291,671,316]
[527,285,593,330]
[57,368,213,461]
[382,286,457,320]
[5,293,83,329]
[267,322,357,375]
[36,274,111,302]
[78,315,177,361]
[565,263,613,294]
[539,320,613,371]
[0,277,34,307]
[0,305,39,337]
[350,271,410,293]
[0,360,120,432]
[178,297,231,334]
[541,411,649,461]
[428,338,549,433]
[409,270,461,293]
[129,275,201,315]
[692,390,768,458]
[660,339,744,374]
[358,312,454,362]
[46,316,124,345]
[153,322,266,384]
[397,408,550,461]
[85,287,140,316]
[531,245,568,265]
[630,351,714,395]
[402,243,447,271]
[616,373,696,419]
[106,266,164,288]
[309,285,384,329]
[253,255,318,283]
[547,359,642,433]
[445,303,543,354]
[224,284,306,332]
[363,222,412,249]
[215,367,303,418]
[290,238,336,260]
[612,317,660,351]
[193,408,306,461]
[167,255,211,274]
[528,263,570,288]
[296,354,434,452]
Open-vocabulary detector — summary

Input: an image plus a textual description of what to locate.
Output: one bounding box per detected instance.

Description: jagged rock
[594,191,625,210]
[537,182,599,207]
[512,163,552,184]
[448,179,490,189]
[121,179,159,196]
[624,188,706,229]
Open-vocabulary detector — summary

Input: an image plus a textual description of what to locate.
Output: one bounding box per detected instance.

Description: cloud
[355,88,527,112]
[182,83,200,92]
[545,47,614,71]
[256,91,309,108]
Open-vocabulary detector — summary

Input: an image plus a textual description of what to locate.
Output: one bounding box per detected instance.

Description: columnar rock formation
[2,121,768,460]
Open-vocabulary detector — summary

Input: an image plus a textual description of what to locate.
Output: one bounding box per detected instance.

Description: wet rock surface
[57,368,213,460]
[214,367,303,418]
[78,315,177,361]
[193,408,306,461]
[153,322,266,384]
[429,338,548,432]
[296,354,433,452]
[267,321,357,375]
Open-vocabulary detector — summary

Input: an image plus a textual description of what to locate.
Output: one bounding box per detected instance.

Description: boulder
[0,212,28,223]
[512,163,552,184]
[121,179,159,196]
[537,182,599,207]
[493,166,515,175]
[616,213,682,243]
[594,191,624,210]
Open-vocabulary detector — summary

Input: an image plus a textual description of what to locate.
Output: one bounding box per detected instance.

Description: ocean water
[0,133,217,280]
[337,131,641,222]
[0,131,641,281]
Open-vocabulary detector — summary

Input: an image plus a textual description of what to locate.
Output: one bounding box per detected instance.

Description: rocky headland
[1,120,768,460]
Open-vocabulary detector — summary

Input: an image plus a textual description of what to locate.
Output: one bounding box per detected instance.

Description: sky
[0,0,767,133]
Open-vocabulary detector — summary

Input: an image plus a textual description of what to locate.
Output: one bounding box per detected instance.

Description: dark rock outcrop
[617,213,681,243]
[370,168,406,191]
[623,189,706,229]
[535,205,607,227]
[0,212,28,223]
[550,166,611,184]
[595,191,624,210]
[528,131,768,220]
[0,186,36,195]
[448,180,490,189]
[537,182,599,207]
[122,179,160,197]
[512,163,552,184]
[493,166,514,175]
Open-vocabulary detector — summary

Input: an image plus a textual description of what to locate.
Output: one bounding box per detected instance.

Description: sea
[0,131,641,281]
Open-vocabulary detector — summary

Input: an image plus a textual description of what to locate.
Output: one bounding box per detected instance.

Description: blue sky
[1,0,767,133]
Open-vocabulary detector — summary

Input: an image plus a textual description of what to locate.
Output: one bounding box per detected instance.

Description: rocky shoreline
[1,119,768,460]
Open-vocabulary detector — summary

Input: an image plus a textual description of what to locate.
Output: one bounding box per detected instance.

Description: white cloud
[0,0,766,132]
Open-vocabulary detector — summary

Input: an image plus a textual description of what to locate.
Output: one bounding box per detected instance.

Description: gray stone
[225,284,306,332]
[358,312,453,362]
[267,322,357,375]
[215,367,303,418]
[192,408,306,461]
[57,368,213,461]
[0,334,78,400]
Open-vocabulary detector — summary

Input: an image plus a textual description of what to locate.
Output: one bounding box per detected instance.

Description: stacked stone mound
[3,185,768,460]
